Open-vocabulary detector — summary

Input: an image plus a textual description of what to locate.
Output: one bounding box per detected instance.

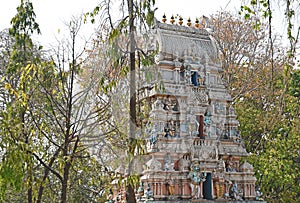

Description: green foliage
[289,70,300,98]
[212,11,300,202]
[126,174,140,188]
[0,1,42,201]
[8,0,41,73]
[247,112,300,201]
[235,73,300,202]
[0,145,25,193]
[67,155,110,203]
[1,0,144,202]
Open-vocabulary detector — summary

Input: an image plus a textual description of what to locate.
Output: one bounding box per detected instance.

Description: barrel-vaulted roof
[154,21,219,63]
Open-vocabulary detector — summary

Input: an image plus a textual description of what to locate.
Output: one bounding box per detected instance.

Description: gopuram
[111,17,260,202]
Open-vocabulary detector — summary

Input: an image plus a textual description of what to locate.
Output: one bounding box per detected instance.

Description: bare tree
[24,17,112,203]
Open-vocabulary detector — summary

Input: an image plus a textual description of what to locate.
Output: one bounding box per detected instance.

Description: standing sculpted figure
[188,162,206,199]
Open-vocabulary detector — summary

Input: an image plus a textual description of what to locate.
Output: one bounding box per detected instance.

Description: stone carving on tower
[134,17,258,202]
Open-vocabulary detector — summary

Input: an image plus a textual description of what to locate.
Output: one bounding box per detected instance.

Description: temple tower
[137,19,257,201]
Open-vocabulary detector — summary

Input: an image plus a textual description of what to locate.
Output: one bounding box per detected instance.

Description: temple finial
[179,16,183,26]
[162,13,167,23]
[195,18,200,28]
[170,15,175,24]
[187,17,191,27]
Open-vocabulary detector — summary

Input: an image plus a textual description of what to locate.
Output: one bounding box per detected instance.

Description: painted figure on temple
[185,65,192,84]
[167,178,175,195]
[225,155,236,172]
[204,111,212,137]
[169,119,176,137]
[163,153,175,171]
[229,181,243,200]
[146,123,158,150]
[255,185,263,201]
[197,64,206,85]
[164,119,179,138]
[188,161,207,199]
[137,182,144,200]
[213,161,226,199]
[144,184,154,200]
[164,121,171,138]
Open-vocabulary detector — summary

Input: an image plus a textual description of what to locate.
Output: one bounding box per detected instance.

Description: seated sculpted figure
[229,182,242,200]
[144,184,154,200]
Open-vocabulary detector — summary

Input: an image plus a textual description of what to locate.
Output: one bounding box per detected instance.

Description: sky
[155,0,242,20]
[0,0,242,48]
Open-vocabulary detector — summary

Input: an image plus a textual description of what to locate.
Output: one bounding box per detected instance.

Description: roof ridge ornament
[179,16,183,26]
[187,17,192,27]
[162,13,167,23]
[161,15,203,28]
[170,15,175,24]
[195,18,200,28]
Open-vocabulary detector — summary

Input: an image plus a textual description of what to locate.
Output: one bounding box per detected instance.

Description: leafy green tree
[238,86,300,201]
[211,11,300,202]
[0,0,42,202]
[1,2,112,202]
[28,16,116,203]
[289,69,300,98]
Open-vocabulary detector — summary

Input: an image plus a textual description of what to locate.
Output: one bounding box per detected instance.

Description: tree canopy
[211,11,300,202]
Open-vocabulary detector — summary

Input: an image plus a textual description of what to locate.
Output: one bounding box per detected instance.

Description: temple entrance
[203,173,213,200]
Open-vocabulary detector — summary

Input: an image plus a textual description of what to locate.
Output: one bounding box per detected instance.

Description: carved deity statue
[164,119,179,138]
[188,161,206,199]
[164,121,171,138]
[167,178,175,195]
[255,185,263,201]
[225,155,236,172]
[185,65,192,84]
[213,161,226,198]
[164,153,174,171]
[145,123,158,151]
[144,183,154,200]
[204,111,212,137]
[229,182,242,200]
[197,64,206,85]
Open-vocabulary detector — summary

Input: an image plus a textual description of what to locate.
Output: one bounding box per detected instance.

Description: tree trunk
[60,20,77,203]
[126,184,136,203]
[37,149,61,203]
[23,109,33,203]
[27,182,33,203]
[128,0,136,138]
[127,0,137,202]
[61,161,71,203]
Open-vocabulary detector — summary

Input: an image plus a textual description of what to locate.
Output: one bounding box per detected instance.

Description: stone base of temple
[138,201,266,203]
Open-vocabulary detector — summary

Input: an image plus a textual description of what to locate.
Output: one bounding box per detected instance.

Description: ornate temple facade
[134,19,257,201]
